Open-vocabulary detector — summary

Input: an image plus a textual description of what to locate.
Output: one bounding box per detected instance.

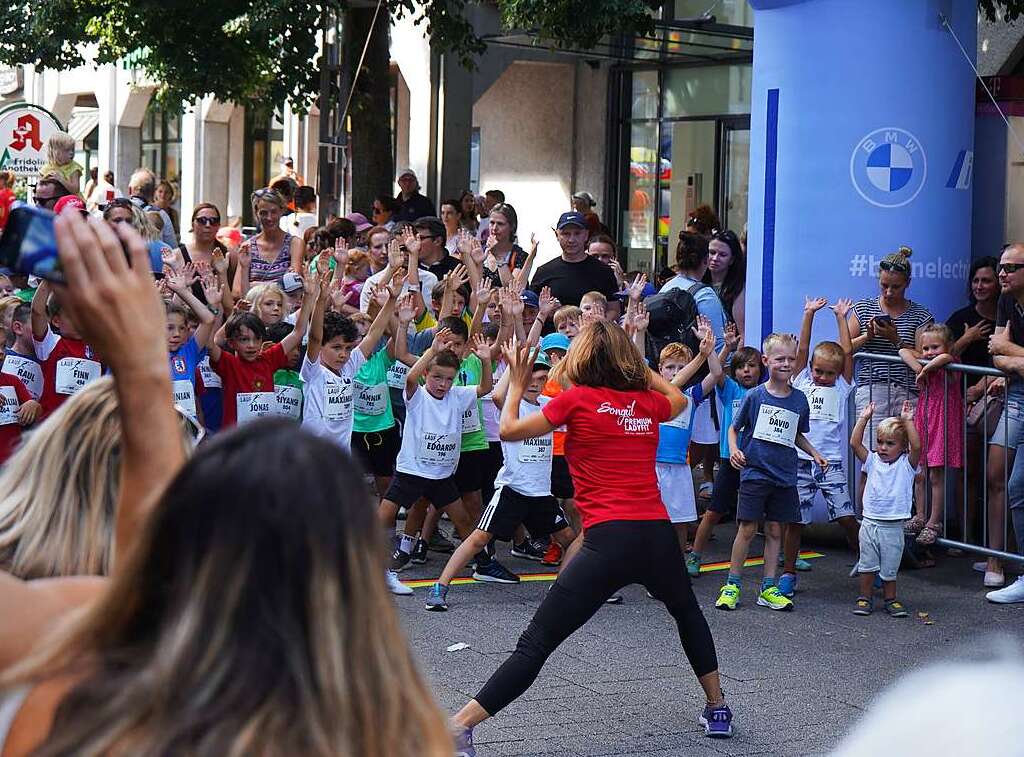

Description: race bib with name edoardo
[2,355,42,400]
[0,386,19,425]
[417,431,459,466]
[236,391,276,425]
[55,358,101,396]
[803,385,840,423]
[353,380,387,415]
[752,404,800,448]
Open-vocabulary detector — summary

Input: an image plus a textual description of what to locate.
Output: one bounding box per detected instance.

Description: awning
[67,107,99,148]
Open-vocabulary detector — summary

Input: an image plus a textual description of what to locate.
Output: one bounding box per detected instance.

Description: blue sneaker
[453,724,476,756]
[425,582,449,611]
[777,572,797,598]
[779,554,813,571]
[472,558,520,584]
[699,702,734,738]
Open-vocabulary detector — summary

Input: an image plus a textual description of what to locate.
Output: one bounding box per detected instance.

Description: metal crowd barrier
[850,351,1022,564]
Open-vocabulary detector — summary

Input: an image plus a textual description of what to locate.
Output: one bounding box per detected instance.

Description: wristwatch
[407,282,421,292]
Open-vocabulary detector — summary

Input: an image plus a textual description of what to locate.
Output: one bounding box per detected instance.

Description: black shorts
[708,458,740,515]
[551,454,575,500]
[384,471,460,510]
[736,479,800,523]
[351,424,401,477]
[480,441,506,505]
[454,448,491,494]
[478,486,570,542]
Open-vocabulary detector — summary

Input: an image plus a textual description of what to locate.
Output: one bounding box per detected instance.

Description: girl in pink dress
[898,323,963,546]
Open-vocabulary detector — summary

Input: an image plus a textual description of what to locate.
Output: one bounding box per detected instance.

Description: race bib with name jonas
[172,379,198,420]
[752,404,800,448]
[275,384,303,420]
[803,385,840,423]
[353,380,387,415]
[417,431,459,466]
[2,355,42,400]
[0,386,18,425]
[236,391,276,425]
[55,358,100,396]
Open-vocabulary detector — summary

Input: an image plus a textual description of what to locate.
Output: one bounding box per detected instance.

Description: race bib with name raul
[803,385,840,423]
[2,355,42,400]
[752,405,800,448]
[55,358,101,396]
[417,431,459,466]
[0,386,18,425]
[275,384,303,420]
[353,380,387,415]
[236,391,277,424]
[517,435,553,464]
[172,379,198,420]
[324,381,353,422]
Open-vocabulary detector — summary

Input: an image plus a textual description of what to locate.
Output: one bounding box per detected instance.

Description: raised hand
[723,321,739,351]
[166,262,197,292]
[237,244,252,269]
[633,301,650,332]
[692,314,712,343]
[235,298,251,313]
[830,297,853,319]
[202,275,222,306]
[698,321,714,356]
[333,237,349,270]
[431,327,454,353]
[471,332,491,361]
[900,400,914,422]
[303,272,321,302]
[397,292,416,323]
[386,269,407,299]
[211,247,229,275]
[859,401,875,421]
[401,228,420,257]
[804,296,827,313]
[627,272,648,302]
[387,238,405,269]
[446,264,470,291]
[475,277,494,307]
[538,286,559,319]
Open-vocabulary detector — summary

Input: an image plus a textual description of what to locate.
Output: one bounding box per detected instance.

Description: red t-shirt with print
[0,372,31,463]
[212,343,288,427]
[38,336,100,419]
[541,385,671,529]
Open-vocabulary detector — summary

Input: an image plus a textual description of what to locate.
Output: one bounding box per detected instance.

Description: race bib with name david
[236,391,276,424]
[2,355,42,399]
[55,358,101,396]
[803,385,840,423]
[752,404,800,448]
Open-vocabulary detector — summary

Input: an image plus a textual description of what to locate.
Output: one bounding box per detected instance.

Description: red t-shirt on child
[541,385,671,530]
[0,372,30,463]
[213,343,288,427]
[36,333,101,419]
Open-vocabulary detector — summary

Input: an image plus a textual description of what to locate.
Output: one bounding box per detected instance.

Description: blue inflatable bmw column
[745,0,977,342]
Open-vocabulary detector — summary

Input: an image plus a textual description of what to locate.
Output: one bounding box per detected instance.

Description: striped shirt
[852,297,933,388]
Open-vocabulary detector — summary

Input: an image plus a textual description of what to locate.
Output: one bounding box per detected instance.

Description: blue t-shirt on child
[716,376,749,460]
[169,336,206,384]
[656,383,704,464]
[733,383,810,486]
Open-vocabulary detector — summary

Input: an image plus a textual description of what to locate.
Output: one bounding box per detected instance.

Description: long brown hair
[9,421,452,756]
[558,320,649,391]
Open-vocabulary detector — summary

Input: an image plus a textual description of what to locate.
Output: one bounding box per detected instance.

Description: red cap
[53,195,87,215]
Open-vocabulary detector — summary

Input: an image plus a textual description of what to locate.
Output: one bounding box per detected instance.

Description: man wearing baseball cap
[394,168,435,223]
[530,210,618,313]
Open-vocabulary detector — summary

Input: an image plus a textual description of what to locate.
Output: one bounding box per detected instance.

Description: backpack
[643,281,706,368]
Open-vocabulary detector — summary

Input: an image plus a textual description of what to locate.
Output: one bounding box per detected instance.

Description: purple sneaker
[453,724,476,756]
[699,702,734,738]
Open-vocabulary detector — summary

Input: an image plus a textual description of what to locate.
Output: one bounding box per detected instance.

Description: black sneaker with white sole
[390,548,412,573]
[472,558,520,584]
[510,539,546,561]
[410,538,429,565]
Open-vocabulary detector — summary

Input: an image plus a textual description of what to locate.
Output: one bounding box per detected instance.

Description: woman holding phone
[848,246,934,444]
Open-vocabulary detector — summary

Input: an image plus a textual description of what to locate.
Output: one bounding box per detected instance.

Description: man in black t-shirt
[530,212,618,311]
[413,216,460,280]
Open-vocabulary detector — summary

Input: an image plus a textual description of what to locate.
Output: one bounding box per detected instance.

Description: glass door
[719,118,750,234]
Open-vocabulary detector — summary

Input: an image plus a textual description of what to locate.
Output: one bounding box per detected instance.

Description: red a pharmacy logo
[10,115,41,151]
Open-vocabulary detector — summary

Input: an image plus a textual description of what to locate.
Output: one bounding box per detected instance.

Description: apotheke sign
[0,104,64,178]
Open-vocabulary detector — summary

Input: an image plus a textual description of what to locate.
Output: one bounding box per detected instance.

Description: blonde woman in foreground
[0,213,451,756]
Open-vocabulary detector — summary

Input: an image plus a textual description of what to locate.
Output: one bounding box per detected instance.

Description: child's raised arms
[850,401,874,463]
[901,400,922,469]
[405,327,454,400]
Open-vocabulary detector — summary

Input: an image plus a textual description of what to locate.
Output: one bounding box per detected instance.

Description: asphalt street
[394,523,1024,756]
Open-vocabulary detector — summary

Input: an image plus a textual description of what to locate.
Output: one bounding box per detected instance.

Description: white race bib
[236,391,276,425]
[386,361,410,389]
[55,358,100,396]
[462,401,482,434]
[1,355,42,400]
[803,385,840,423]
[752,404,800,448]
[198,356,222,389]
[665,407,692,430]
[324,380,353,422]
[417,431,459,466]
[172,379,198,420]
[0,386,18,425]
[353,380,387,416]
[732,399,742,418]
[275,384,303,420]
[517,436,553,464]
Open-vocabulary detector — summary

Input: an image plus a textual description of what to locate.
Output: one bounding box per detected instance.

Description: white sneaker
[985,570,1006,588]
[986,576,1024,604]
[385,570,413,595]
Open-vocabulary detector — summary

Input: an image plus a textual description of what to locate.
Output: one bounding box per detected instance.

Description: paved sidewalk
[394,524,1024,756]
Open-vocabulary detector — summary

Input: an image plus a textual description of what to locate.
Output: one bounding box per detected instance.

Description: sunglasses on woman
[194,216,220,226]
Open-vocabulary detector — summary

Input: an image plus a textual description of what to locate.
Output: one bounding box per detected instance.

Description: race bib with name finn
[55,358,101,396]
[803,385,840,423]
[752,404,800,448]
[236,391,277,425]
[2,355,42,399]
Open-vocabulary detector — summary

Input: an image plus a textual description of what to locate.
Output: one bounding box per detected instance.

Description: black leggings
[474,519,719,716]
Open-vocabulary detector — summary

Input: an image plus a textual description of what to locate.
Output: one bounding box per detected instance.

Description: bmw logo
[850,128,927,208]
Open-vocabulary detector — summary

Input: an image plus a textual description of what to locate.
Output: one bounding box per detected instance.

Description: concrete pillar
[227,106,245,221]
[436,52,473,204]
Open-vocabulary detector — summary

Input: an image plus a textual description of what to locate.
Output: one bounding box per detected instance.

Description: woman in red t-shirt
[450,323,733,751]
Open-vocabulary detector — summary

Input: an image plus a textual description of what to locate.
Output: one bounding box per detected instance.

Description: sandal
[904,515,925,535]
[916,524,942,546]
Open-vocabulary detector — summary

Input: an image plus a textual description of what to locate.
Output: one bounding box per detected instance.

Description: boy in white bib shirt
[780,296,858,598]
[425,347,574,611]
[716,333,828,612]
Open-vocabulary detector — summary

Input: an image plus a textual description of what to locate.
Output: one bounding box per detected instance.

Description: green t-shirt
[456,353,488,452]
[353,347,396,433]
[273,368,304,421]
